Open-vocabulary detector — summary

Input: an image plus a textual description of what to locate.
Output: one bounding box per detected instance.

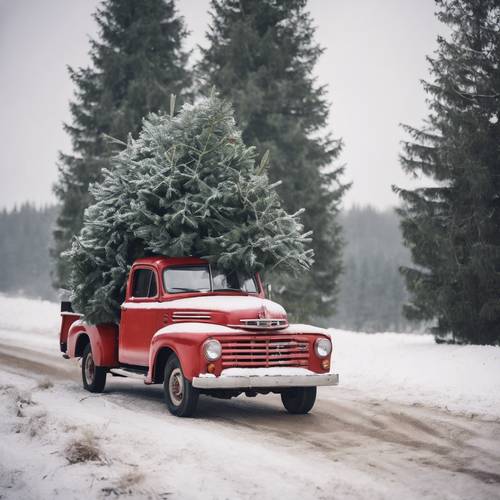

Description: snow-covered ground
[330,329,500,419]
[1,295,500,500]
[1,370,364,500]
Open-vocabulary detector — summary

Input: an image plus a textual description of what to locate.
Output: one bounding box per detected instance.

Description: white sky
[0,0,441,210]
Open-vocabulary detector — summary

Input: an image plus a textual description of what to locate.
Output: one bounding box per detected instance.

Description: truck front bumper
[192,372,339,390]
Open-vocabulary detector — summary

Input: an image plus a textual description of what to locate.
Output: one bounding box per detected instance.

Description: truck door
[119,267,161,366]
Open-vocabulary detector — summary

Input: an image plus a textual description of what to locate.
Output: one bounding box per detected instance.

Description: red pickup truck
[59,256,338,417]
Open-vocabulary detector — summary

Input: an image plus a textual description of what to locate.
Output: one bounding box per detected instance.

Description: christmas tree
[394,0,500,344]
[53,0,192,288]
[68,95,313,324]
[198,0,348,322]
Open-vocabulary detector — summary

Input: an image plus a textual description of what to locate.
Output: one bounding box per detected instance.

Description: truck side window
[132,269,157,298]
[241,277,258,293]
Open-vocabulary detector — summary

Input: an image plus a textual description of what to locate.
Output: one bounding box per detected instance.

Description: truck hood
[163,295,287,329]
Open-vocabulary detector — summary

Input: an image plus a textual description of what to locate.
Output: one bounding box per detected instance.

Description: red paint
[120,265,162,365]
[59,313,80,348]
[60,257,333,383]
[66,321,119,367]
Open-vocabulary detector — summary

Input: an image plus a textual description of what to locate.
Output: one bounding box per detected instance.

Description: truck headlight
[314,338,332,358]
[203,339,222,361]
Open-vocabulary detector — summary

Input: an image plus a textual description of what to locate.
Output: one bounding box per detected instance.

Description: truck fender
[146,331,204,385]
[67,321,119,368]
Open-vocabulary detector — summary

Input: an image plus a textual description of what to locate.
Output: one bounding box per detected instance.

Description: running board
[109,368,146,380]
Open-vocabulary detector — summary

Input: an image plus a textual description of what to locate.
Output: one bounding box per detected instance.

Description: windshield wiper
[213,287,241,291]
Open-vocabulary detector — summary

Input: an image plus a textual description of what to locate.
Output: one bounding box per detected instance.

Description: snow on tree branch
[67,94,314,324]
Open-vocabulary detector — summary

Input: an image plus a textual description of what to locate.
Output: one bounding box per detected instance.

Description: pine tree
[68,95,313,324]
[53,0,192,287]
[394,0,500,344]
[198,0,347,322]
[0,204,58,299]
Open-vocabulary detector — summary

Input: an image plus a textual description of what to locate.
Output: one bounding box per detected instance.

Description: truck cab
[60,256,339,417]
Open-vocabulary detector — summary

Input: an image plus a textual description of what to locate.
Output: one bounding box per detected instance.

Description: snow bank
[328,329,500,419]
[0,295,60,355]
[0,294,59,335]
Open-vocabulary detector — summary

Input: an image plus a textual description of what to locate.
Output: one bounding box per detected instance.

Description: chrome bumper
[192,372,339,390]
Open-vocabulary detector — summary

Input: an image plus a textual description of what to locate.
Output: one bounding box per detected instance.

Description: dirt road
[1,335,500,500]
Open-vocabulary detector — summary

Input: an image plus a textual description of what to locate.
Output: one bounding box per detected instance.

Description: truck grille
[220,336,310,368]
[230,319,288,330]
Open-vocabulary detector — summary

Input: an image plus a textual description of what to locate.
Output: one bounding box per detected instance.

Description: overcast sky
[0,0,441,211]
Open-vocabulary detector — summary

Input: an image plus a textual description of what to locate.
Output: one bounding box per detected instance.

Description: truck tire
[82,344,107,393]
[163,355,199,417]
[281,387,317,414]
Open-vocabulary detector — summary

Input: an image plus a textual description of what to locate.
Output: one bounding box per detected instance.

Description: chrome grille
[220,336,309,368]
[228,319,288,330]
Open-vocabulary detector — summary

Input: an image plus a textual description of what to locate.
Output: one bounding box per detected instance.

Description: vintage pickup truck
[59,256,339,417]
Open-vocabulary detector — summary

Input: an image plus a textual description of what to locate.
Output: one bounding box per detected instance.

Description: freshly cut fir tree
[395,0,500,344]
[53,0,192,287]
[68,95,313,324]
[198,0,347,322]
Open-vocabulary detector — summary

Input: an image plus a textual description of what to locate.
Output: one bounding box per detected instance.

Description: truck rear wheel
[82,344,107,393]
[163,355,199,417]
[281,387,317,414]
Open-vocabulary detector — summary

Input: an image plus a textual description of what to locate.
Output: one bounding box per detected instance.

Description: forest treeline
[331,207,415,333]
[0,204,58,300]
[0,203,415,332]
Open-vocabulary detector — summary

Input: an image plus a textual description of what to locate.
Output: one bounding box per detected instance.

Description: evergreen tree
[0,204,58,300]
[332,207,414,333]
[68,95,313,324]
[394,0,500,344]
[198,0,347,321]
[53,0,192,287]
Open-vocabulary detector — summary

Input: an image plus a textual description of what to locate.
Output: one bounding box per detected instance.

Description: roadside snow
[0,295,59,335]
[0,371,376,500]
[0,295,59,356]
[328,329,500,419]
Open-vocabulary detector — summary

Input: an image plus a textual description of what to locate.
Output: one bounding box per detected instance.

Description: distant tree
[53,0,192,287]
[0,204,58,299]
[332,206,414,333]
[198,0,347,321]
[394,0,500,344]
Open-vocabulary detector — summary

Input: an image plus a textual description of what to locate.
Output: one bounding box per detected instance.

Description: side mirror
[265,283,272,300]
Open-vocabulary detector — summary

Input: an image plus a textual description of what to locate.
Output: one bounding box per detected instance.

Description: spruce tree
[68,95,313,324]
[53,0,192,287]
[395,0,500,344]
[198,0,347,321]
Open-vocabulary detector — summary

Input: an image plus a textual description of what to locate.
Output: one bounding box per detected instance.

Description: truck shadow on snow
[101,378,300,420]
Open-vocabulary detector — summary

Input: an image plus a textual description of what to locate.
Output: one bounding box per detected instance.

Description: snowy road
[1,297,500,499]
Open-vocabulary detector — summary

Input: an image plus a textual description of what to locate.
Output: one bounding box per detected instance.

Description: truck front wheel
[281,387,317,414]
[82,344,107,393]
[163,355,199,417]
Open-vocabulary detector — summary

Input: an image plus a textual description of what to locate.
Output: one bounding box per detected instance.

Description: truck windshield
[163,265,257,294]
